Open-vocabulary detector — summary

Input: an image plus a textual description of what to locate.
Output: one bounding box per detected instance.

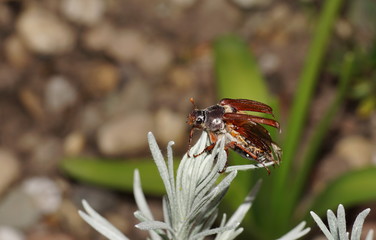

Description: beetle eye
[196,116,204,124]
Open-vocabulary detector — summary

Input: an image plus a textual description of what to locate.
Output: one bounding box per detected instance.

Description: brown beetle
[187,98,282,173]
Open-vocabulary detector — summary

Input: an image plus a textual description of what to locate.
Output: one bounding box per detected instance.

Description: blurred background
[0,0,376,239]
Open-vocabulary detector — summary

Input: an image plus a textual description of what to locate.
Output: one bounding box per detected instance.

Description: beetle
[187,98,282,173]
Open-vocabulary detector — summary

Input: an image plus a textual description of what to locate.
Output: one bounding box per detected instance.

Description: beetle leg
[193,142,216,157]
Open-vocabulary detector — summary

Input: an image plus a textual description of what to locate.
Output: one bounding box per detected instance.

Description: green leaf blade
[214,35,270,102]
[309,167,376,217]
[60,157,170,195]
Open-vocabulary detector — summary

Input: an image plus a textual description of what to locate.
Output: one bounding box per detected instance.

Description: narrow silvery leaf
[310,211,335,240]
[351,208,371,240]
[226,180,261,227]
[193,224,238,239]
[136,221,173,232]
[311,205,374,240]
[193,157,221,207]
[162,196,172,229]
[197,211,218,235]
[134,210,149,221]
[219,214,227,228]
[216,140,227,172]
[147,132,173,202]
[225,161,275,172]
[189,171,236,218]
[365,230,374,240]
[79,200,130,240]
[193,168,219,207]
[327,210,339,238]
[175,132,209,219]
[134,210,166,238]
[133,170,155,221]
[277,222,310,240]
[134,209,166,240]
[215,181,262,240]
[81,200,127,238]
[79,211,129,240]
[337,205,348,240]
[210,170,237,196]
[167,141,176,202]
[228,228,244,240]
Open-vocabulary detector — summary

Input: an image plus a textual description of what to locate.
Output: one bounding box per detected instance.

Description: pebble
[0,226,25,240]
[168,67,194,91]
[181,0,240,42]
[80,61,120,97]
[0,149,21,196]
[259,52,280,74]
[0,188,41,229]
[105,29,147,62]
[57,199,90,238]
[16,7,75,55]
[30,136,63,174]
[312,153,350,194]
[61,0,105,26]
[71,185,118,213]
[44,76,78,114]
[79,104,104,135]
[154,108,187,147]
[313,135,374,194]
[335,19,353,40]
[136,42,173,74]
[18,88,44,121]
[4,35,31,69]
[82,21,116,52]
[22,177,62,214]
[334,135,373,168]
[103,79,152,118]
[64,132,85,156]
[97,112,154,156]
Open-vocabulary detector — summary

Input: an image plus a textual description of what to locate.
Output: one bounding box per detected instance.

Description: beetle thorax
[206,117,224,132]
[204,105,225,132]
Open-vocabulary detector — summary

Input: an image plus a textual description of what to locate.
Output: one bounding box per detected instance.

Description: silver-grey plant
[310,204,374,240]
[79,132,310,240]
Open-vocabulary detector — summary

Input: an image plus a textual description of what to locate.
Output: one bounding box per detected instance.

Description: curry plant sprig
[79,132,310,240]
[310,204,374,240]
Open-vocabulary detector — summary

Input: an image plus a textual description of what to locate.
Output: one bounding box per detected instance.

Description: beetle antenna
[190,97,197,109]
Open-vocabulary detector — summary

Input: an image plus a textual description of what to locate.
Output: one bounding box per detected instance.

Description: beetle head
[187,109,206,128]
[187,98,206,128]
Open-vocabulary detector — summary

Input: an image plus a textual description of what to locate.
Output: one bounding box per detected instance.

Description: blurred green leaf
[288,52,355,221]
[214,35,272,103]
[308,167,376,217]
[61,157,176,195]
[272,0,345,233]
